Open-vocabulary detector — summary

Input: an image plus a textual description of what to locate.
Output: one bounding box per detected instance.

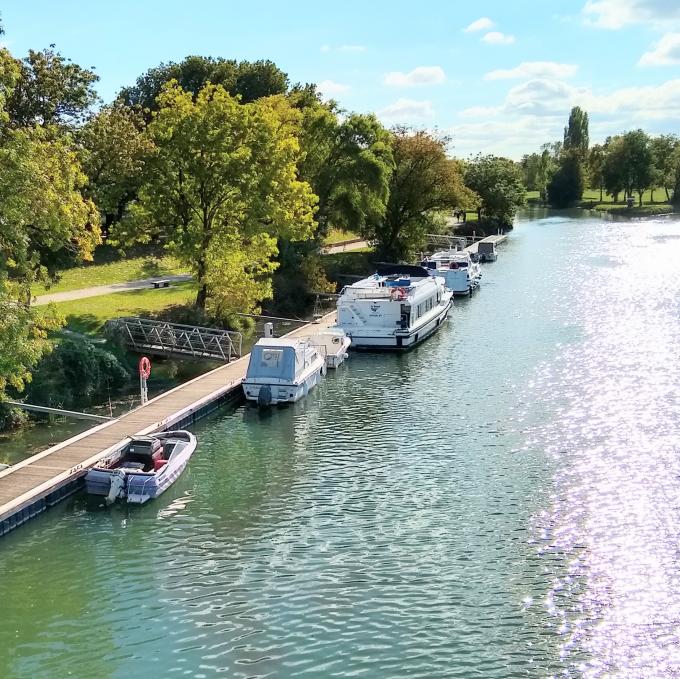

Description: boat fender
[258,385,273,407]
[321,363,327,377]
[106,469,127,505]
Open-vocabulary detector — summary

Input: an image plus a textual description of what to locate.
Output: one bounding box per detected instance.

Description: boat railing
[342,287,397,300]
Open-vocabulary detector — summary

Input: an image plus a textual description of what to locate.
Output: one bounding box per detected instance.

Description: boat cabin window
[261,349,283,369]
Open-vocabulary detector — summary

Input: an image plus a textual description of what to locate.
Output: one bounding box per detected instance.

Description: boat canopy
[376,264,430,278]
[246,339,306,381]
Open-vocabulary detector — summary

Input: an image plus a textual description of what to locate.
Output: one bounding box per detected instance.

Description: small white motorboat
[421,250,482,296]
[307,327,351,368]
[85,430,197,504]
[242,338,326,406]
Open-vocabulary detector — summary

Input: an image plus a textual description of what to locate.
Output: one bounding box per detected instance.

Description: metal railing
[109,317,242,362]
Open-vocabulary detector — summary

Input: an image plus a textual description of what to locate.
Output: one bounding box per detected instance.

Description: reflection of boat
[85,431,197,505]
[337,264,452,350]
[307,327,351,368]
[421,250,482,296]
[242,338,326,406]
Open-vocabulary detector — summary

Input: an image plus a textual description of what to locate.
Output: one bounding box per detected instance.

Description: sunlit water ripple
[0,209,679,678]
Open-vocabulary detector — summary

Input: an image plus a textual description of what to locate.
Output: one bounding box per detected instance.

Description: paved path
[33,274,194,306]
[33,242,370,306]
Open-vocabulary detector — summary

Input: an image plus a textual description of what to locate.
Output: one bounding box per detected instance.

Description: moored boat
[85,430,197,505]
[242,338,326,406]
[336,264,452,350]
[306,327,351,368]
[421,250,482,296]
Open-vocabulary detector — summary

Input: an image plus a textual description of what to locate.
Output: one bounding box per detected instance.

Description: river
[1,209,679,678]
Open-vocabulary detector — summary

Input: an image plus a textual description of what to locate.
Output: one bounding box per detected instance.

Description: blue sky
[3,0,680,158]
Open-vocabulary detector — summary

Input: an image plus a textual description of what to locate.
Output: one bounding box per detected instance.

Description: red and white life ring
[139,356,151,379]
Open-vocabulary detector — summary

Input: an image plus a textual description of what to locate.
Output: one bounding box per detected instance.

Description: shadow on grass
[63,313,104,335]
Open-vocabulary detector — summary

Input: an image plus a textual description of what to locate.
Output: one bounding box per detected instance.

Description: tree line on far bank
[521,106,680,209]
[0,24,526,409]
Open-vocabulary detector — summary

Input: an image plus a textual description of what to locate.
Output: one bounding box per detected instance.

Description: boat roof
[376,263,431,278]
[253,337,305,349]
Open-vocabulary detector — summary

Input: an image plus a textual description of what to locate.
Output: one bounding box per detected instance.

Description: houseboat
[336,265,452,350]
[242,337,326,406]
[421,250,482,296]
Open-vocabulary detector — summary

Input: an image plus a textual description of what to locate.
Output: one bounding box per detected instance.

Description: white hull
[348,296,451,349]
[243,364,324,404]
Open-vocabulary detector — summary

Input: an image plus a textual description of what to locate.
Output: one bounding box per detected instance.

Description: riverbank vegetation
[0,20,529,422]
[522,106,679,212]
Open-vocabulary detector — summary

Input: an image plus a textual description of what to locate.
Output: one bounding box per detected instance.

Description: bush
[25,337,130,410]
[0,403,30,431]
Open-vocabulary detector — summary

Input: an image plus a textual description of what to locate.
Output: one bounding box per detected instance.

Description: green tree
[7,47,99,128]
[0,127,100,298]
[78,105,155,235]
[296,99,393,239]
[649,134,679,202]
[118,56,289,114]
[622,129,654,206]
[602,136,626,202]
[547,151,585,208]
[563,106,589,160]
[464,155,526,228]
[121,83,316,313]
[588,144,606,202]
[365,128,472,261]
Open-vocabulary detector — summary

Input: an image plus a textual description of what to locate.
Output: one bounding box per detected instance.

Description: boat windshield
[247,345,296,380]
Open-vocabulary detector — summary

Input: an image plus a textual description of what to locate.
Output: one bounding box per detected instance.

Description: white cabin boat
[337,265,452,350]
[477,240,498,262]
[421,250,482,296]
[243,338,326,406]
[307,327,351,368]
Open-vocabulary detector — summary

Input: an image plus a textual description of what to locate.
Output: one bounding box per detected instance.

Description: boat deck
[0,312,337,535]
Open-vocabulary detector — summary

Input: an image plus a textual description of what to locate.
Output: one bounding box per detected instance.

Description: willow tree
[123,82,316,313]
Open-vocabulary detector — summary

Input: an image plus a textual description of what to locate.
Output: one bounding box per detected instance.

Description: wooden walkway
[0,311,337,536]
[464,234,507,254]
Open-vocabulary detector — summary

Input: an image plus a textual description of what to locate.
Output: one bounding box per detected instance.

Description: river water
[1,209,679,678]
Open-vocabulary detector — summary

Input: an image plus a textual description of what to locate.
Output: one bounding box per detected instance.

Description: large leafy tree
[0,36,100,403]
[649,134,679,202]
[563,106,589,160]
[78,105,154,235]
[365,128,472,261]
[296,99,393,239]
[118,56,289,115]
[547,151,585,208]
[121,82,316,313]
[588,144,606,202]
[622,129,654,206]
[0,127,100,295]
[602,136,626,202]
[464,155,526,227]
[7,47,99,128]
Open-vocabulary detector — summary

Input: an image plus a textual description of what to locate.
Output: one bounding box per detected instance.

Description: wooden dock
[0,311,337,537]
[463,233,507,254]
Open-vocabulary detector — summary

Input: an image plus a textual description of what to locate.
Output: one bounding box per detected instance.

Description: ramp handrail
[109,317,242,362]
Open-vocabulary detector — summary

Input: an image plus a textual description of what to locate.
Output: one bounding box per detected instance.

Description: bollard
[264,322,274,338]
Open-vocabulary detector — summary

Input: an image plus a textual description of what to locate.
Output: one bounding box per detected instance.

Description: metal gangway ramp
[110,317,242,362]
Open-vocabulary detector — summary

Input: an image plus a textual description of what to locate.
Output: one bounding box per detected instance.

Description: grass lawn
[324,228,361,245]
[44,281,197,334]
[33,253,188,296]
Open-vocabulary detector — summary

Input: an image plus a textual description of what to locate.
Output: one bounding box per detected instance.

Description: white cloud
[582,0,680,29]
[378,98,434,122]
[384,66,446,87]
[464,17,495,33]
[485,61,579,80]
[320,44,367,53]
[461,76,680,122]
[639,32,680,65]
[482,31,516,45]
[318,80,351,97]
